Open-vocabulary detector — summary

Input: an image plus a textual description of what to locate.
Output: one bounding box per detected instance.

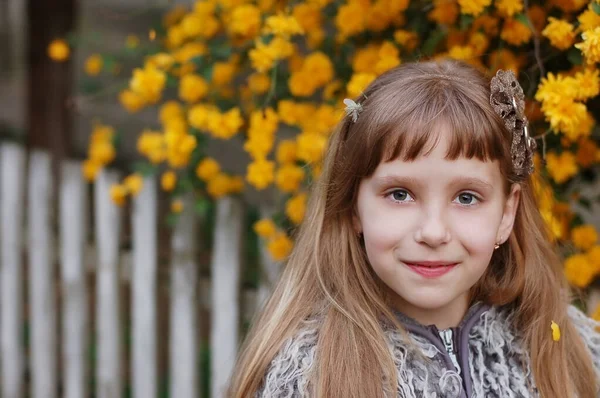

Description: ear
[496,184,521,244]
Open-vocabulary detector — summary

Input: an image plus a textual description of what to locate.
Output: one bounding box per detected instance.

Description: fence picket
[95,170,122,398]
[257,205,280,310]
[132,176,157,398]
[211,197,244,398]
[59,160,88,398]
[28,150,57,398]
[0,143,26,398]
[169,194,199,398]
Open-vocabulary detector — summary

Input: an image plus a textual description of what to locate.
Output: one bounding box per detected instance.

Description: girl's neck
[389,291,470,329]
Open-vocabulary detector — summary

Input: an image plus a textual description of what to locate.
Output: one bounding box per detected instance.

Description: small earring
[494,237,502,250]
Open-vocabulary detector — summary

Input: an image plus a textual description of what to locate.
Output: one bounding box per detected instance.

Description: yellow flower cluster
[188,105,244,140]
[289,52,334,97]
[130,64,167,105]
[85,54,103,76]
[110,173,144,207]
[535,69,598,143]
[576,27,600,65]
[253,219,294,261]
[195,157,243,198]
[82,123,117,181]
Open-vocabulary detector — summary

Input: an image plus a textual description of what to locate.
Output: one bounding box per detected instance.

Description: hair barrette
[489,69,536,179]
[344,98,363,123]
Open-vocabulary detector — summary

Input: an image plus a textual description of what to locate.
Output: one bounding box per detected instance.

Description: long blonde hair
[229,60,598,397]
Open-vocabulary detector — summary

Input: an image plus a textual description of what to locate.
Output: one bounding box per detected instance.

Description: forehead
[372,133,503,184]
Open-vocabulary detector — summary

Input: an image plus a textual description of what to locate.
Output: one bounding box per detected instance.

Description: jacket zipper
[438,328,461,375]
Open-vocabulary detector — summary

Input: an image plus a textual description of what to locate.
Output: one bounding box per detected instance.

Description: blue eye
[389,189,414,202]
[454,193,479,206]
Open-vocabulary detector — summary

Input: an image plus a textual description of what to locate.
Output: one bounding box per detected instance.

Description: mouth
[404,261,458,268]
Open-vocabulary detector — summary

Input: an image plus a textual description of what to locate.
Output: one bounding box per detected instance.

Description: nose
[414,206,451,247]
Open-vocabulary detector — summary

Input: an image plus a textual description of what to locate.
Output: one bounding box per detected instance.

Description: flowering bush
[52,0,600,291]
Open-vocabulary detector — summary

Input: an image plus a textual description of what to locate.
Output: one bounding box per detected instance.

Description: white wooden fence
[0,143,278,398]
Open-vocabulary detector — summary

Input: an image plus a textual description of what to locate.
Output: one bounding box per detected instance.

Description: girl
[229,60,600,397]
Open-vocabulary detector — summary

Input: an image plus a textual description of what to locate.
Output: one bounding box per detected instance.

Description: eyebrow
[372,175,494,193]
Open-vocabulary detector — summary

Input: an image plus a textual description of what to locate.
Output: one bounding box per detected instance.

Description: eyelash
[386,189,481,206]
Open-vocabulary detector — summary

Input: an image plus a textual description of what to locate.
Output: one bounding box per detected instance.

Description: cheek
[451,210,501,253]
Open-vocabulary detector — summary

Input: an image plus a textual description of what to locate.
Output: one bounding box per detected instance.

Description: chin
[396,288,462,311]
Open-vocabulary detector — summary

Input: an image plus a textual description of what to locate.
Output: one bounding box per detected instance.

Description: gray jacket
[257,303,600,397]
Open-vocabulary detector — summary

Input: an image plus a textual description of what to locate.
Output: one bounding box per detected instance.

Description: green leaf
[567,47,583,66]
[592,2,600,15]
[166,213,179,228]
[460,14,474,31]
[422,29,446,56]
[514,13,531,28]
[132,161,157,177]
[194,197,212,218]
[201,65,214,82]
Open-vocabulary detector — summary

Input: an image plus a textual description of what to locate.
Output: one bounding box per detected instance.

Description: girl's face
[353,131,520,329]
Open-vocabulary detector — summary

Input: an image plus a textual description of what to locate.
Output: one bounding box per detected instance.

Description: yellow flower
[276,140,298,164]
[574,68,600,100]
[542,99,590,140]
[137,130,166,164]
[579,6,600,32]
[542,18,575,50]
[293,3,322,33]
[535,72,578,105]
[110,184,128,207]
[159,101,184,125]
[207,107,244,139]
[130,65,167,104]
[171,199,184,214]
[119,89,146,113]
[267,232,294,261]
[163,5,187,27]
[564,253,597,288]
[335,2,367,39]
[572,224,598,250]
[196,158,221,181]
[275,164,306,193]
[228,4,262,39]
[161,171,177,192]
[249,39,278,73]
[254,218,277,238]
[428,0,459,24]
[263,13,304,38]
[394,30,419,51]
[286,192,307,225]
[495,0,523,17]
[575,27,600,65]
[248,73,271,94]
[587,245,600,273]
[246,158,275,190]
[297,132,327,164]
[347,73,376,98]
[212,61,237,86]
[48,39,70,62]
[179,74,209,103]
[550,321,561,342]
[85,54,103,76]
[375,42,401,74]
[501,18,532,46]
[123,174,144,196]
[458,0,491,16]
[545,151,578,184]
[289,71,319,97]
[82,159,101,181]
[89,140,116,165]
[303,52,334,86]
[207,173,232,198]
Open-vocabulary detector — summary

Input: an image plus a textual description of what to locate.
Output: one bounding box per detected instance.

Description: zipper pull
[438,329,461,375]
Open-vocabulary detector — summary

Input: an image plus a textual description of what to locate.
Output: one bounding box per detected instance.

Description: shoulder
[567,304,600,370]
[256,316,321,398]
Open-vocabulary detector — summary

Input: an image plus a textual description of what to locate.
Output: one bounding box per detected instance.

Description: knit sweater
[256,304,600,397]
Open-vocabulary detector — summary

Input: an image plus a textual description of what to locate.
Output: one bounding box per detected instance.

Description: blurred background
[2,0,600,397]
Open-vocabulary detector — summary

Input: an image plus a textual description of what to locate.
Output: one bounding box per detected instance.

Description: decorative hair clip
[344,98,363,123]
[489,70,536,179]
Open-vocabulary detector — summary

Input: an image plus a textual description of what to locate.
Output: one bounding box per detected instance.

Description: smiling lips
[405,261,457,268]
